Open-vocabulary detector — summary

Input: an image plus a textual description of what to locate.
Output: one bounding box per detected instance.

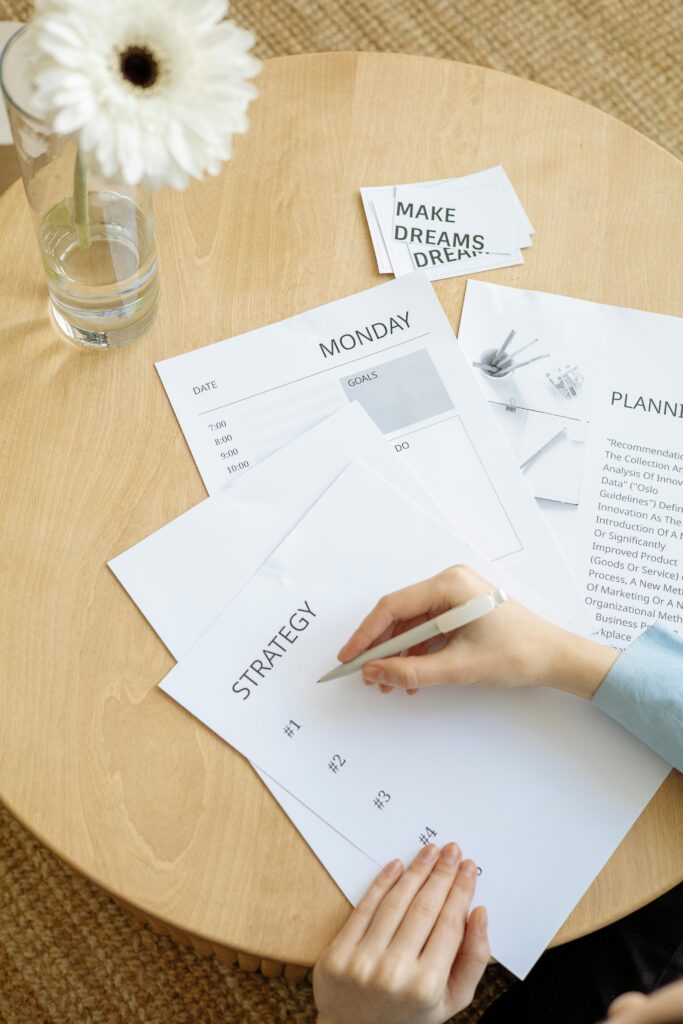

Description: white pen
[317,589,507,684]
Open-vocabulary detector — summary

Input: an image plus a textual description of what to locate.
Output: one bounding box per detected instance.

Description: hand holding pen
[319,589,506,682]
[329,565,617,699]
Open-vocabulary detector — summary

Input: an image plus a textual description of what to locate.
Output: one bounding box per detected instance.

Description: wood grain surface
[0,52,681,966]
[0,143,18,192]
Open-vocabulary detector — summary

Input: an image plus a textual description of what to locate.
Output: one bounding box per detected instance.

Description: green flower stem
[73,148,90,249]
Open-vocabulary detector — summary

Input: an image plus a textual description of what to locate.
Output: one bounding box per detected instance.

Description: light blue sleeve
[591,623,683,773]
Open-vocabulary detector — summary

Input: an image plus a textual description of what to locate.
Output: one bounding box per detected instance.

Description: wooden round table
[1,52,682,975]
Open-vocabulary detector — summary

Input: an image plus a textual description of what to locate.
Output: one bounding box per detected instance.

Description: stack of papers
[361,166,533,280]
[108,272,668,980]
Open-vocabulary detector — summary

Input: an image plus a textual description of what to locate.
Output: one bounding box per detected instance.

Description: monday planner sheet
[155,272,582,621]
[159,461,668,979]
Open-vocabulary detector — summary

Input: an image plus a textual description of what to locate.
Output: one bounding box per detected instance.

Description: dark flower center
[119,46,159,89]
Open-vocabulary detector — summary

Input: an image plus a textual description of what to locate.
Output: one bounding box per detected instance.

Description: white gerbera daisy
[30,0,260,189]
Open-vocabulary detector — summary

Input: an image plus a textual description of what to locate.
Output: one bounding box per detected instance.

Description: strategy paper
[159,461,669,979]
[155,272,582,623]
[109,401,580,907]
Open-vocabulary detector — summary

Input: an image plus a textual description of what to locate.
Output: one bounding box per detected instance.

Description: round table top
[1,51,682,967]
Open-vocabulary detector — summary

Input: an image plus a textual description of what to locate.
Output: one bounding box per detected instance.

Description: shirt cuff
[592,623,683,773]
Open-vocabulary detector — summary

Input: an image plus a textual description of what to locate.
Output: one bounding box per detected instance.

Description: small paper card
[393,184,516,258]
[372,195,524,281]
[360,166,533,275]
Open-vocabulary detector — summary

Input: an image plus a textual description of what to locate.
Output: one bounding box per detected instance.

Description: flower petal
[53,96,94,133]
[29,0,258,189]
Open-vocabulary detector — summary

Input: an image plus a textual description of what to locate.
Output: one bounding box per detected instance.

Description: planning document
[159,461,669,979]
[155,272,582,621]
[574,339,683,649]
[457,279,683,536]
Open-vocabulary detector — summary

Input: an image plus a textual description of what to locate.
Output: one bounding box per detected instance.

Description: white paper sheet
[155,272,583,626]
[109,404,445,661]
[573,337,683,649]
[159,460,669,979]
[110,404,441,905]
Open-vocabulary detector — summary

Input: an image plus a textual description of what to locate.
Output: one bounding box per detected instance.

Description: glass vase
[0,25,159,349]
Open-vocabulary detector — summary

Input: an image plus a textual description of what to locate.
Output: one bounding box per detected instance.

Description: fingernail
[363,666,385,684]
[461,860,477,878]
[385,858,402,878]
[478,907,488,931]
[419,844,438,862]
[441,842,460,866]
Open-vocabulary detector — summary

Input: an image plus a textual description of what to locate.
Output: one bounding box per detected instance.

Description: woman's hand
[338,565,618,700]
[604,979,683,1023]
[313,843,488,1024]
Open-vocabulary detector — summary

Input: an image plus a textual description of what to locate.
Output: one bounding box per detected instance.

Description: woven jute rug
[1,1,681,1021]
[1,803,514,1023]
[2,0,682,159]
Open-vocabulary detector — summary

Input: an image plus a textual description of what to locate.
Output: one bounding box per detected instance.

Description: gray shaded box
[340,349,454,433]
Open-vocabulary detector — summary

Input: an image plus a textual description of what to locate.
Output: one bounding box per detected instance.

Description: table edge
[1,48,682,964]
